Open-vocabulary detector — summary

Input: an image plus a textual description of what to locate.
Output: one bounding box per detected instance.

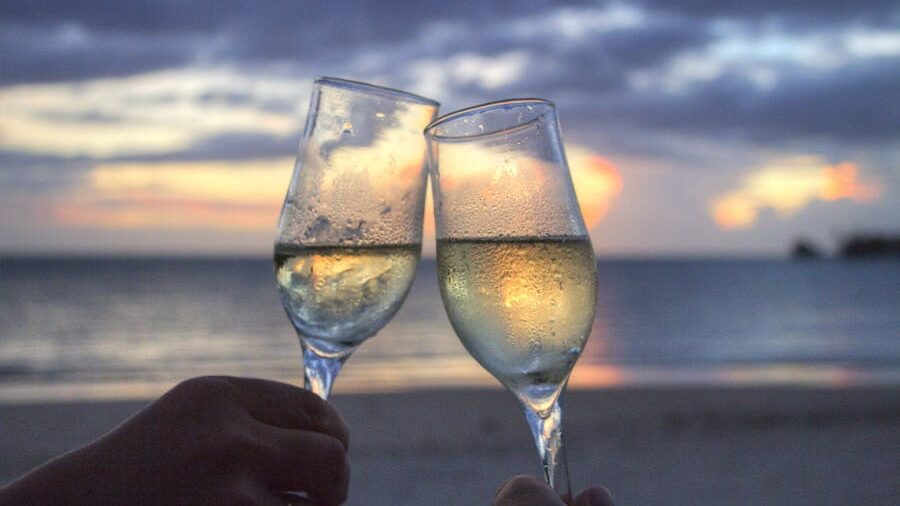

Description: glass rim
[315,76,440,108]
[424,98,555,140]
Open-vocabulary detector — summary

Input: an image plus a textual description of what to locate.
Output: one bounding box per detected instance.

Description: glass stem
[523,398,572,503]
[302,346,347,400]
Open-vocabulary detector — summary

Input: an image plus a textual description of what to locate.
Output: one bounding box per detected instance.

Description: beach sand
[2,386,898,505]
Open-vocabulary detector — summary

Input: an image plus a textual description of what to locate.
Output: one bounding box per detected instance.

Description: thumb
[573,487,614,506]
[493,475,566,506]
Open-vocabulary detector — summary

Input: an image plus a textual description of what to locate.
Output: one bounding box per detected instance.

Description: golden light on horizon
[711,156,881,230]
[52,159,292,230]
[47,143,621,247]
[433,142,622,233]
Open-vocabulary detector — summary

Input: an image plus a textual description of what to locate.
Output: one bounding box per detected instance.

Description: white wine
[274,243,420,356]
[437,237,597,407]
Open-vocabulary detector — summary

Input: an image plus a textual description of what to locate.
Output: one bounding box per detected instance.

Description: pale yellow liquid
[274,244,420,349]
[437,237,597,404]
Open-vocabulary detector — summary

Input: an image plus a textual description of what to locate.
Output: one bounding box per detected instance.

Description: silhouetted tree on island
[838,233,900,259]
[790,238,824,260]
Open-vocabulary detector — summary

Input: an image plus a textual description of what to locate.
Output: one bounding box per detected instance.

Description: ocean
[1,257,898,402]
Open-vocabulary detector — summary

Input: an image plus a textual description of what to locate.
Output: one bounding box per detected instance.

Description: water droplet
[375,112,386,118]
[341,121,354,135]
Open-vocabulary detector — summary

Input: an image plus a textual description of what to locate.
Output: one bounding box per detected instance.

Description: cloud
[6,0,896,149]
[632,0,899,24]
[566,147,624,228]
[49,159,292,231]
[0,67,306,157]
[0,22,197,84]
[710,156,881,230]
[408,51,531,100]
[2,0,898,255]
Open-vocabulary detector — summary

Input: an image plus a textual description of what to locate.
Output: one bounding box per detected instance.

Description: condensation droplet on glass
[375,112,386,118]
[341,121,354,135]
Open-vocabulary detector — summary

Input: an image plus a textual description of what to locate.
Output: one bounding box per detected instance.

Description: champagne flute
[275,77,439,399]
[425,99,597,500]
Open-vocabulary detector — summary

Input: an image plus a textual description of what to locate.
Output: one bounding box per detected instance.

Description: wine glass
[425,99,597,500]
[275,77,439,399]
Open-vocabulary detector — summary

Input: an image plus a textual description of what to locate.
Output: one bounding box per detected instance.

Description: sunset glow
[44,143,620,249]
[711,157,881,230]
[566,146,624,229]
[52,159,292,230]
[2,1,897,256]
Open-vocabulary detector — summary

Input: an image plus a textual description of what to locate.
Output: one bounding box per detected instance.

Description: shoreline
[3,385,898,505]
[2,361,897,405]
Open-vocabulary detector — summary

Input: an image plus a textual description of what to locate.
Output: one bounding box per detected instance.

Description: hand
[0,376,350,506]
[493,475,614,506]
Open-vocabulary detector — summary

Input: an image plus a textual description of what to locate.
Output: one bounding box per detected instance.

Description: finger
[493,475,566,506]
[257,427,349,506]
[574,487,615,506]
[221,376,350,449]
[280,491,314,506]
[242,489,290,506]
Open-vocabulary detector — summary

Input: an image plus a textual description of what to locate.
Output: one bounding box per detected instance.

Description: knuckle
[336,420,351,450]
[495,475,547,503]
[227,490,258,506]
[324,434,347,462]
[298,388,326,417]
[165,376,237,417]
[318,436,349,489]
[511,474,545,489]
[173,376,232,398]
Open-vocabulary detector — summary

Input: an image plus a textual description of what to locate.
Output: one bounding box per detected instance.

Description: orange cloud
[711,156,881,230]
[51,159,292,230]
[820,162,881,202]
[50,144,621,243]
[52,198,280,231]
[566,146,624,229]
[430,142,622,232]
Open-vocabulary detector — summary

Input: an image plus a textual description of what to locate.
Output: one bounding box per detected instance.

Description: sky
[1,0,898,256]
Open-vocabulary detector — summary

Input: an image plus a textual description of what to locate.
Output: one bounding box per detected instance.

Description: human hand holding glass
[275,78,439,399]
[425,100,597,501]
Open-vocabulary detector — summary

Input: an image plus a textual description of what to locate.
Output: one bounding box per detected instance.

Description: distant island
[790,233,900,260]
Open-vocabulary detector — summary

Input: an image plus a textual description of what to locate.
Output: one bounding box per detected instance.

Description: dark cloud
[750,59,900,142]
[572,57,900,145]
[0,24,193,84]
[2,0,241,33]
[498,19,713,97]
[1,0,571,58]
[0,130,299,172]
[2,0,898,153]
[123,131,301,162]
[601,22,711,67]
[1,0,588,84]
[1,0,570,33]
[633,0,900,24]
[0,152,91,192]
